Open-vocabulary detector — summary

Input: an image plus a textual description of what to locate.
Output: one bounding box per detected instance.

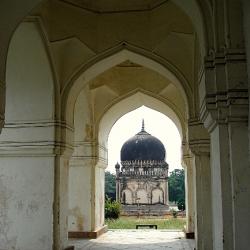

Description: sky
[107,106,182,173]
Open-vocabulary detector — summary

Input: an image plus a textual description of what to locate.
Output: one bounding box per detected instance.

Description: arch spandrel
[64,48,191,128]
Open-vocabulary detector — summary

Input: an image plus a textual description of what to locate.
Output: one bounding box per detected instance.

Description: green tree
[105,171,116,200]
[168,169,185,209]
[105,196,121,219]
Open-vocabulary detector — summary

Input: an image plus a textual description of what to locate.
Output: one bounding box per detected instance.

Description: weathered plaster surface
[0,158,54,250]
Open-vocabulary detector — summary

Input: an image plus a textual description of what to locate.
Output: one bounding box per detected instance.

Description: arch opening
[104,104,183,218]
[99,92,184,151]
[106,105,182,174]
[67,43,190,234]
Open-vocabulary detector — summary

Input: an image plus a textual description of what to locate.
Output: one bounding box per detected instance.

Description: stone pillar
[210,124,233,250]
[191,144,212,250]
[206,120,250,250]
[68,142,107,239]
[115,163,121,202]
[93,161,106,232]
[228,121,250,249]
[68,158,92,233]
[165,179,169,205]
[187,120,212,249]
[242,0,250,168]
[0,122,58,250]
[0,20,64,249]
[199,32,250,248]
[182,154,195,236]
[54,148,73,250]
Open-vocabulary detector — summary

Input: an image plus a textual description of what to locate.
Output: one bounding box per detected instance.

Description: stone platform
[121,204,169,216]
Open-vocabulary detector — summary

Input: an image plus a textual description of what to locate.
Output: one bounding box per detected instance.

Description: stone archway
[66,48,212,249]
[1,17,203,250]
[63,47,190,130]
[66,47,191,243]
[1,1,249,250]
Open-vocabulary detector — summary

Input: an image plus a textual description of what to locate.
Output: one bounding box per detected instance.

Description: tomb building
[115,120,169,215]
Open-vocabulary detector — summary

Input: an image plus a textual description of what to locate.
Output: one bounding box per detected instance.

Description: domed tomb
[121,121,166,161]
[115,120,169,215]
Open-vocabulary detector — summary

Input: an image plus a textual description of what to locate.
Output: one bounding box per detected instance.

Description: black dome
[120,121,166,161]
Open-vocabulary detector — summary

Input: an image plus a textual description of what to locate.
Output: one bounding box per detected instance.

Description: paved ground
[69,230,195,250]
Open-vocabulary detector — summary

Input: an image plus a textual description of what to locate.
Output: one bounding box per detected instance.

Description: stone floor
[69,230,195,250]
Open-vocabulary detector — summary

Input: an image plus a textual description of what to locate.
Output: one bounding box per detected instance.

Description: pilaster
[199,48,250,250]
[188,133,212,250]
[242,0,250,166]
[68,141,107,239]
[191,143,212,250]
[54,147,73,250]
[0,120,72,250]
[182,152,195,236]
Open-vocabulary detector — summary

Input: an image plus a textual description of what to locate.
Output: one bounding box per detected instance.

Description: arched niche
[0,21,56,250]
[5,21,55,122]
[122,189,133,205]
[152,188,164,204]
[136,189,148,204]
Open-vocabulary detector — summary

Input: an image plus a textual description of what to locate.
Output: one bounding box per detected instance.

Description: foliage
[168,169,185,208]
[105,217,186,229]
[105,171,116,200]
[105,196,121,219]
[177,199,185,211]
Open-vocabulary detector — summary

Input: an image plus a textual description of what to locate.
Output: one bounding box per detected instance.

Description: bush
[170,208,178,218]
[177,199,185,211]
[105,196,121,219]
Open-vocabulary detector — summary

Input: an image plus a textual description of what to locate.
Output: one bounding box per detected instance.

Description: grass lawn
[105,216,186,230]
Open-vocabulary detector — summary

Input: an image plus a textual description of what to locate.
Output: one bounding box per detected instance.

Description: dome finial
[141,119,145,131]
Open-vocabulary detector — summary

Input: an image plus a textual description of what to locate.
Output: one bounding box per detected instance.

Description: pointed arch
[98,91,184,150]
[62,46,191,128]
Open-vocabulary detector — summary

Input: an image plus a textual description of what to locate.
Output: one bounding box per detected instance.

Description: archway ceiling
[88,63,186,123]
[61,0,169,12]
[32,0,196,90]
[35,0,194,45]
[89,60,171,94]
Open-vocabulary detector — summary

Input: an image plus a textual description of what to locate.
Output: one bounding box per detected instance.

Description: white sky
[107,106,182,173]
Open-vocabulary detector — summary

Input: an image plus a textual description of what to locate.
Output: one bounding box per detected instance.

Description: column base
[68,225,108,239]
[183,225,195,239]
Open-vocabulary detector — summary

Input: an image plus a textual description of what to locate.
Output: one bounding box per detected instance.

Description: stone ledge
[68,225,108,239]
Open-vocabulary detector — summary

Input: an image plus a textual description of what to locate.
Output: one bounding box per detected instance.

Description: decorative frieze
[0,120,74,156]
